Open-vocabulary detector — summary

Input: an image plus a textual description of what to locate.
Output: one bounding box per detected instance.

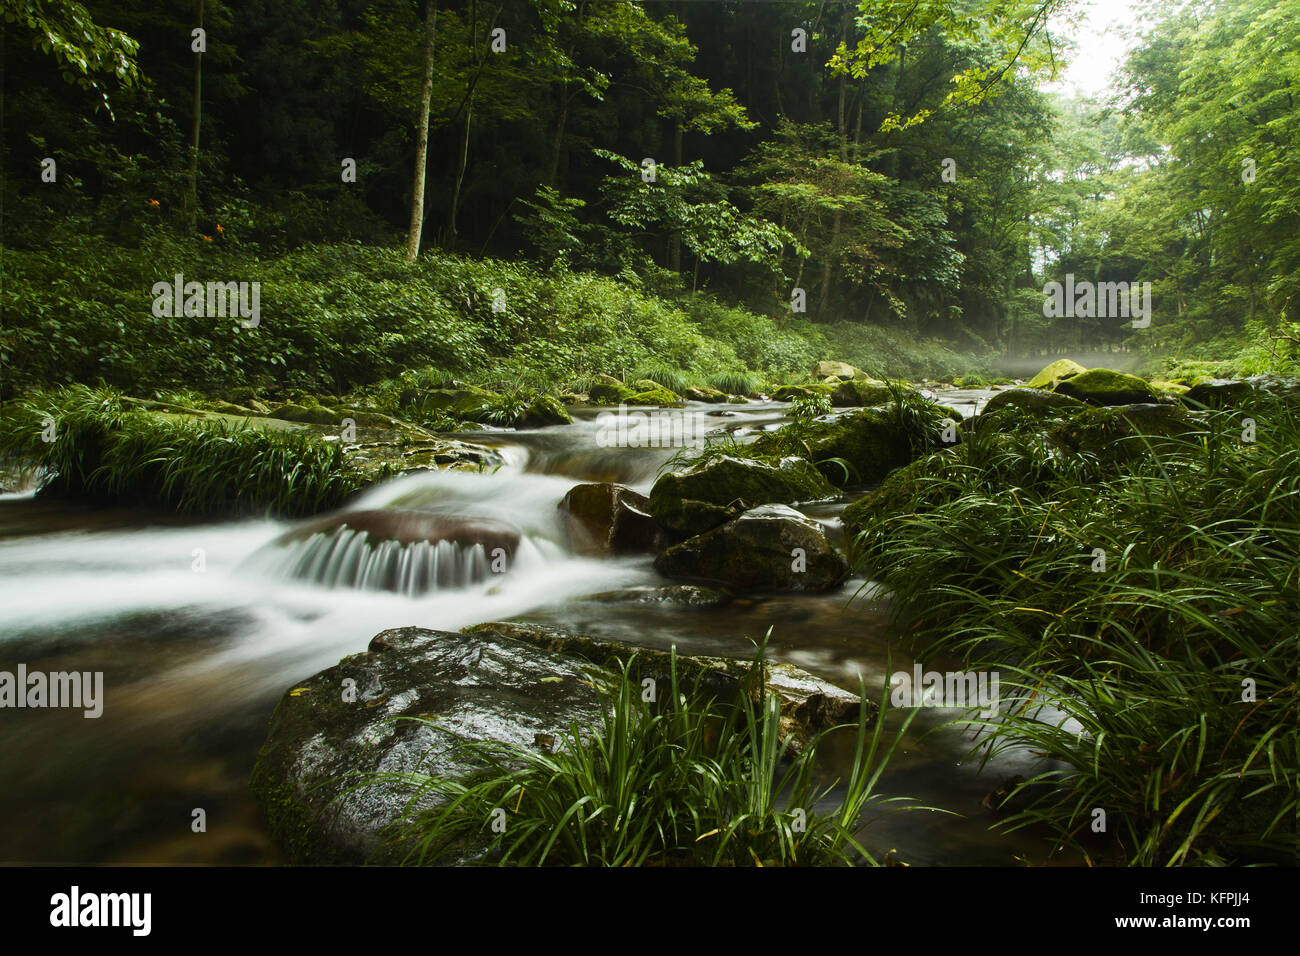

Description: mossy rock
[683,385,728,403]
[751,404,944,487]
[408,385,498,419]
[1049,404,1198,463]
[951,374,989,388]
[588,381,635,405]
[1184,379,1254,408]
[1026,358,1087,390]
[649,455,837,538]
[814,360,870,381]
[517,393,573,426]
[1053,368,1160,406]
[773,383,834,402]
[655,504,849,593]
[982,387,1084,417]
[830,379,893,407]
[626,384,685,406]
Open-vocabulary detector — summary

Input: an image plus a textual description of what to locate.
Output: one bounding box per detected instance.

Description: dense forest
[5,0,1298,400]
[0,1,1296,874]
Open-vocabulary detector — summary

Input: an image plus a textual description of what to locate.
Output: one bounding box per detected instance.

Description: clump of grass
[708,369,760,397]
[854,390,1300,864]
[789,393,833,421]
[369,638,918,866]
[0,385,378,516]
[631,361,696,396]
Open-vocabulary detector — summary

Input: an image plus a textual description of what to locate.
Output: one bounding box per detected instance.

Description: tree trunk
[446,104,471,245]
[185,0,203,233]
[669,120,683,273]
[405,1,438,263]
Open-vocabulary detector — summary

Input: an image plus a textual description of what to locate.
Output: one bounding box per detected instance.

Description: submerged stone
[654,503,849,593]
[648,455,837,538]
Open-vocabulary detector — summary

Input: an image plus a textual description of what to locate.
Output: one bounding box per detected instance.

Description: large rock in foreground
[649,455,837,538]
[1053,368,1160,406]
[251,624,866,864]
[654,504,849,592]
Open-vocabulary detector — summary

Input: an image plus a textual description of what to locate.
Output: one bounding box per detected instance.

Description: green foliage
[0,385,375,516]
[852,392,1300,864]
[369,637,919,866]
[789,393,832,421]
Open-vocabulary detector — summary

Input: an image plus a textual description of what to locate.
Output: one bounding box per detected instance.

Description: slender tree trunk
[446,104,471,244]
[669,120,683,273]
[444,0,476,245]
[405,1,438,263]
[186,0,204,233]
[547,90,568,185]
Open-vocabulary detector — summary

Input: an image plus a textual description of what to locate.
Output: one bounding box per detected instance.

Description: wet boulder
[407,386,498,419]
[588,380,635,405]
[772,383,834,402]
[558,482,662,555]
[1053,368,1160,406]
[251,623,869,864]
[648,455,837,538]
[1185,379,1255,408]
[981,387,1084,417]
[467,622,868,752]
[751,404,945,487]
[654,504,849,593]
[830,379,894,407]
[682,385,728,403]
[516,393,572,427]
[1026,358,1087,390]
[1049,403,1200,464]
[814,360,870,381]
[249,627,613,864]
[627,382,685,407]
[254,509,522,593]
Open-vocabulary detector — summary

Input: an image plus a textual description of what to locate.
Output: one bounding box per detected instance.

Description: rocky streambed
[4,358,1282,864]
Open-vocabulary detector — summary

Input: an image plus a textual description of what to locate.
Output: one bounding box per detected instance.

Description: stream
[0,389,1064,865]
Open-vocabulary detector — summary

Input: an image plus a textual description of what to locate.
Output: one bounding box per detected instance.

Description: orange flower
[216,224,224,234]
[201,234,212,242]
[148,199,160,207]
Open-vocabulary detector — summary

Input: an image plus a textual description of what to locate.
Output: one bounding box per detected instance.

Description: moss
[751,404,943,487]
[588,381,635,405]
[772,383,834,402]
[1026,358,1087,390]
[829,379,893,407]
[982,387,1084,417]
[1053,368,1160,406]
[626,384,685,406]
[648,455,837,537]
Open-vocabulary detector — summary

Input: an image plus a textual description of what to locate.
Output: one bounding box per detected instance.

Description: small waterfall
[251,524,505,596]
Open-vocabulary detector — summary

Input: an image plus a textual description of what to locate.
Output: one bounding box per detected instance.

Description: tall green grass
[852,391,1300,865]
[0,385,377,516]
[364,639,920,866]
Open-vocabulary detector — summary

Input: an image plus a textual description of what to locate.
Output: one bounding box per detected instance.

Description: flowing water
[0,389,1063,865]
